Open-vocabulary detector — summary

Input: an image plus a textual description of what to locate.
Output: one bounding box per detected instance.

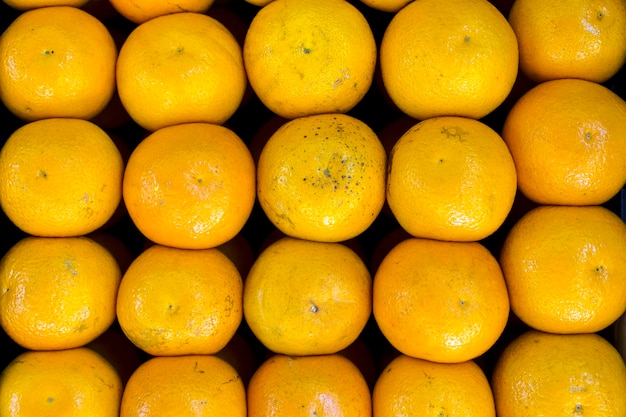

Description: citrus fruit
[243,0,376,119]
[492,330,626,416]
[502,78,626,205]
[499,205,626,334]
[509,0,626,83]
[0,236,121,351]
[109,0,215,24]
[3,0,88,9]
[379,0,518,120]
[120,355,246,417]
[373,237,510,363]
[116,243,243,356]
[122,122,255,249]
[0,6,117,121]
[247,353,371,417]
[243,236,372,356]
[358,0,413,13]
[373,355,496,417]
[257,113,386,243]
[0,347,122,417]
[0,118,124,237]
[386,116,517,242]
[116,12,246,131]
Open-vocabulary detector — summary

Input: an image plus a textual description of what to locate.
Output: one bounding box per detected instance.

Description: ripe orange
[386,116,517,242]
[3,0,88,9]
[108,0,215,24]
[116,244,243,356]
[120,355,246,417]
[257,113,386,243]
[243,236,372,356]
[492,330,626,416]
[0,347,122,417]
[0,236,121,351]
[122,122,255,249]
[373,237,510,363]
[509,0,626,83]
[243,0,376,119]
[502,78,626,205]
[379,0,518,120]
[0,6,117,121]
[358,0,413,13]
[116,12,246,132]
[373,355,496,417]
[0,118,124,237]
[247,353,371,417]
[499,205,626,334]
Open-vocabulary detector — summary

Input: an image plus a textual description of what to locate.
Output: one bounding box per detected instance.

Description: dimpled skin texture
[257,113,386,243]
[492,330,626,416]
[500,205,626,334]
[373,237,510,363]
[0,6,117,121]
[0,347,123,417]
[380,0,518,120]
[243,236,372,356]
[0,236,121,351]
[243,0,377,119]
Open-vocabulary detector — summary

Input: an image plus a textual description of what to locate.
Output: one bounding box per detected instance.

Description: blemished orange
[108,0,215,24]
[373,237,510,363]
[0,236,121,351]
[0,347,122,417]
[120,355,246,417]
[0,6,117,122]
[116,12,246,132]
[247,354,371,417]
[257,113,386,243]
[3,0,88,9]
[502,78,626,206]
[243,0,376,119]
[386,116,517,242]
[509,0,626,83]
[379,0,518,120]
[499,205,626,334]
[373,355,496,417]
[122,122,256,249]
[243,236,372,356]
[492,330,626,416]
[0,118,124,237]
[116,244,243,356]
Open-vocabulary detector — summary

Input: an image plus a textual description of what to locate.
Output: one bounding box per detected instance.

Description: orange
[116,243,243,356]
[108,0,215,24]
[502,78,626,206]
[358,0,413,13]
[257,113,386,243]
[499,205,626,334]
[379,0,518,120]
[386,116,517,242]
[243,236,372,356]
[0,6,117,121]
[373,355,496,417]
[492,330,626,416]
[0,236,121,351]
[122,122,255,249]
[247,353,371,417]
[120,355,246,417]
[3,0,89,9]
[373,237,510,363]
[116,12,246,132]
[0,347,122,417]
[0,118,124,237]
[509,0,626,83]
[243,0,376,119]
